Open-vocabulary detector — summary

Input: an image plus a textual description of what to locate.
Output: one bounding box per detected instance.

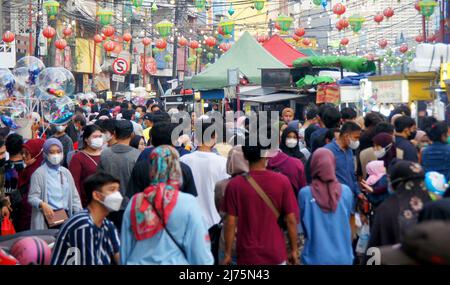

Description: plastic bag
[1,216,16,236]
[355,224,370,254]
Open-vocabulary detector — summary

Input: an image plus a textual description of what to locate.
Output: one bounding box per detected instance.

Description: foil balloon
[13,56,45,87]
[131,96,146,106]
[43,96,75,125]
[54,67,75,97]
[36,67,69,100]
[425,171,449,199]
[0,115,19,129]
[0,68,16,97]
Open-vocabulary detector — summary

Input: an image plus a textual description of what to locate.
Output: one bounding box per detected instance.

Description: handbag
[208,218,223,265]
[44,209,68,229]
[1,216,16,236]
[244,174,287,230]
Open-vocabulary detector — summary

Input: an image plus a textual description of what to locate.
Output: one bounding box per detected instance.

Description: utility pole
[34,0,43,57]
[268,18,273,37]
[172,0,182,79]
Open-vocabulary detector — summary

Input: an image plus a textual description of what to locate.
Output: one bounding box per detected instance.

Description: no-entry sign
[112,58,129,75]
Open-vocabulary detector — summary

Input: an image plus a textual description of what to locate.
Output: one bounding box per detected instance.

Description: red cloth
[262,35,307,67]
[68,151,101,208]
[223,170,299,265]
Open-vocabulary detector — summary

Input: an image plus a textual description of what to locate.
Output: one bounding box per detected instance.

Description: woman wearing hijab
[368,161,432,248]
[120,145,213,265]
[298,148,354,265]
[372,132,396,169]
[16,139,45,231]
[129,135,146,152]
[360,160,389,209]
[28,138,82,230]
[280,127,306,165]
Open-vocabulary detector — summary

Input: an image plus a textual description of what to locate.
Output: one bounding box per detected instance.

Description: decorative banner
[316,83,340,104]
[140,55,157,75]
[372,80,408,103]
[75,38,102,73]
[55,46,72,70]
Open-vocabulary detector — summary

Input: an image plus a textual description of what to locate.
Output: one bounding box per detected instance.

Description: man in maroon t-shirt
[222,144,299,265]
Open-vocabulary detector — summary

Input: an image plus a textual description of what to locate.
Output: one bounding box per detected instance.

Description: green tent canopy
[191,31,286,90]
[292,55,376,73]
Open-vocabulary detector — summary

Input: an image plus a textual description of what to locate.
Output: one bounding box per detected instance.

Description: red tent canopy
[263,35,307,67]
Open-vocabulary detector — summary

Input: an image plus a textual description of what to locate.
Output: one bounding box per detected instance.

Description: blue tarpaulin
[200,89,225,100]
[337,72,375,86]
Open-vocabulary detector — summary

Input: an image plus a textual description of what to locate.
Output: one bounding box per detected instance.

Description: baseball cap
[143,113,154,121]
[379,221,450,265]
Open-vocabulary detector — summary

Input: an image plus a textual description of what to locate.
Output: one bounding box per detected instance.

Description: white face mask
[285,138,298,148]
[55,125,66,132]
[99,191,123,212]
[374,148,386,159]
[90,137,104,149]
[349,139,360,150]
[48,153,63,165]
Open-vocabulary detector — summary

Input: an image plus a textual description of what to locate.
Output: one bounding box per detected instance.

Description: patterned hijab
[131,145,182,241]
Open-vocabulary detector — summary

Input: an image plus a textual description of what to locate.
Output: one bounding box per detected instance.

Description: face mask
[55,125,66,132]
[285,138,298,148]
[47,153,63,165]
[99,191,123,212]
[374,148,386,159]
[90,137,104,149]
[349,139,360,150]
[408,130,417,140]
[135,112,141,120]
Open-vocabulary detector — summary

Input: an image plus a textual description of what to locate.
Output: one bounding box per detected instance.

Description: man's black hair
[305,106,319,120]
[341,107,357,121]
[364,112,384,128]
[150,121,176,147]
[394,116,416,133]
[340,121,362,135]
[318,103,334,120]
[375,122,395,135]
[83,172,121,204]
[422,116,438,131]
[136,105,147,113]
[114,121,134,140]
[96,119,116,134]
[81,99,88,106]
[177,104,185,111]
[390,105,411,120]
[425,121,448,142]
[0,138,5,148]
[151,104,161,111]
[5,133,24,156]
[120,102,129,111]
[322,107,341,129]
[122,109,134,121]
[73,114,87,127]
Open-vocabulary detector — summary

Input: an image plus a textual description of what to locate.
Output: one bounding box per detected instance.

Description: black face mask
[0,158,5,167]
[408,130,417,140]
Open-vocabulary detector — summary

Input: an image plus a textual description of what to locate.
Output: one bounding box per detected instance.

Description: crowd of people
[0,97,449,265]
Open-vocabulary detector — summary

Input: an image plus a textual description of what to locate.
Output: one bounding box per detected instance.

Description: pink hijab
[366,160,386,186]
[310,148,342,212]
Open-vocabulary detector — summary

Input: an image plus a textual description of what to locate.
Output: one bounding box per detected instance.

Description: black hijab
[280,126,306,165]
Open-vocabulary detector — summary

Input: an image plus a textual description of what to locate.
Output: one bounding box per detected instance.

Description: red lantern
[94,34,103,44]
[218,26,225,36]
[219,42,231,52]
[178,37,188,47]
[415,2,421,12]
[123,33,132,43]
[142,37,151,46]
[155,39,167,50]
[340,18,349,29]
[275,23,281,30]
[293,34,300,42]
[43,26,56,40]
[302,38,311,46]
[205,36,217,48]
[415,35,424,43]
[63,27,73,37]
[103,40,115,52]
[340,38,349,46]
[189,40,200,49]
[374,13,384,24]
[336,21,344,31]
[55,39,67,50]
[383,7,394,20]
[102,25,115,38]
[2,31,15,43]
[295,27,305,37]
[399,44,408,54]
[379,39,388,49]
[332,3,346,18]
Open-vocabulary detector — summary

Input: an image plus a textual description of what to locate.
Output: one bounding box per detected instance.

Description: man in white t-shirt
[180,120,229,230]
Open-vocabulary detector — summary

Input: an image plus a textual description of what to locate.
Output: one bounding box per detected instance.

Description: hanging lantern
[340,38,349,46]
[207,52,214,60]
[43,26,56,40]
[312,0,321,6]
[302,38,311,46]
[217,26,225,36]
[348,14,365,33]
[253,0,265,12]
[415,35,424,43]
[63,27,73,37]
[335,21,344,31]
[415,2,421,12]
[383,7,394,20]
[218,18,235,37]
[142,37,151,46]
[196,47,203,54]
[2,31,15,44]
[189,40,200,49]
[155,20,174,38]
[123,33,132,43]
[55,38,67,50]
[194,0,206,11]
[97,9,114,26]
[152,47,159,54]
[339,18,349,29]
[274,23,281,30]
[103,40,115,53]
[131,0,143,9]
[427,33,437,42]
[418,0,438,19]
[276,15,294,34]
[219,42,231,52]
[295,27,305,37]
[102,26,115,38]
[43,1,60,20]
[399,44,408,54]
[151,2,158,13]
[228,3,235,16]
[187,56,197,65]
[178,37,188,47]
[155,39,167,50]
[293,34,301,42]
[374,13,384,25]
[164,54,172,63]
[379,39,388,49]
[94,34,103,44]
[332,3,346,18]
[205,37,217,48]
